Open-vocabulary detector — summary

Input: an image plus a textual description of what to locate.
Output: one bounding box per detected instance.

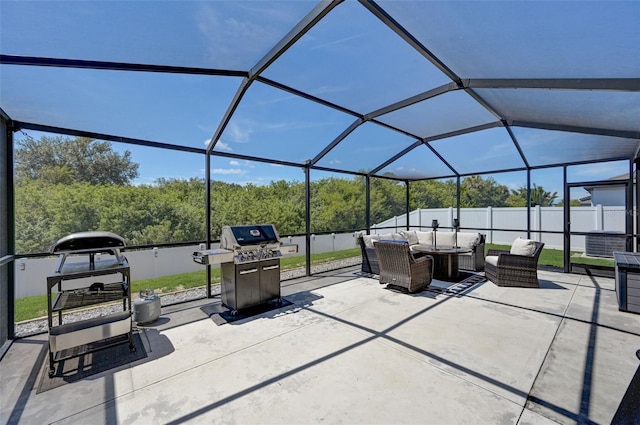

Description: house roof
[1,1,639,181]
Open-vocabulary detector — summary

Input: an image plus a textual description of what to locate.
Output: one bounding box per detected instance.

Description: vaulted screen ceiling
[1,0,639,181]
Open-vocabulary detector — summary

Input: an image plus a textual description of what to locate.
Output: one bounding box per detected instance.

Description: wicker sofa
[358,229,486,275]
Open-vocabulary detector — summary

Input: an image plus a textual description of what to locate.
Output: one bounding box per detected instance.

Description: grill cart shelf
[46,232,134,377]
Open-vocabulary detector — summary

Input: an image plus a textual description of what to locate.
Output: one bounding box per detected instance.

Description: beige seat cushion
[401,230,419,245]
[510,238,537,256]
[363,233,406,248]
[362,235,376,248]
[485,255,498,267]
[456,232,481,249]
[392,232,406,242]
[436,232,455,247]
[415,231,433,245]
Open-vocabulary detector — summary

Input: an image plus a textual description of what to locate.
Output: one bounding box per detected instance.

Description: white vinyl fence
[372,205,629,252]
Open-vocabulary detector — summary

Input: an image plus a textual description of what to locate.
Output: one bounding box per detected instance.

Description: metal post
[636,159,640,252]
[305,164,311,277]
[527,169,531,238]
[456,176,461,228]
[627,159,634,252]
[2,119,15,340]
[405,180,410,230]
[365,175,371,234]
[563,166,570,273]
[205,154,212,298]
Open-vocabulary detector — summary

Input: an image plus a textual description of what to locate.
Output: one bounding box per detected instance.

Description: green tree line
[14,136,559,254]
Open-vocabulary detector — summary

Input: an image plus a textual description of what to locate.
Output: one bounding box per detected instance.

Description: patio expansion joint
[517,277,581,424]
[446,280,596,424]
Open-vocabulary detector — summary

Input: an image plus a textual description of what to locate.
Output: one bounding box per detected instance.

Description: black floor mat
[37,332,147,394]
[427,272,487,295]
[201,298,294,326]
[374,271,486,295]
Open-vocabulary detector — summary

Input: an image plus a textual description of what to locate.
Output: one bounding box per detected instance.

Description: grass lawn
[15,248,361,323]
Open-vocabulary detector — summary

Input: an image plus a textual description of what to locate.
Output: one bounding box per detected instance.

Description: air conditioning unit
[585,231,628,257]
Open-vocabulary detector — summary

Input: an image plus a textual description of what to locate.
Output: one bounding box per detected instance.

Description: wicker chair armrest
[496,253,539,268]
[487,249,509,257]
[411,254,433,278]
[413,254,432,266]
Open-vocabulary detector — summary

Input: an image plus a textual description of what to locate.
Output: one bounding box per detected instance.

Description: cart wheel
[230,309,238,316]
[48,369,54,378]
[276,298,283,306]
[129,344,136,353]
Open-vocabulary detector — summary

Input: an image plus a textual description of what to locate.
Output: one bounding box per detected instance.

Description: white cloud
[226,121,252,143]
[211,168,245,175]
[229,160,240,166]
[216,141,233,152]
[203,138,233,152]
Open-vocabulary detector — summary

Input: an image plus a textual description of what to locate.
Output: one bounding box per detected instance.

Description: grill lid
[51,231,126,253]
[221,224,280,248]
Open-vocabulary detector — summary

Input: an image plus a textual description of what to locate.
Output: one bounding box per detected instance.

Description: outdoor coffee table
[411,245,472,281]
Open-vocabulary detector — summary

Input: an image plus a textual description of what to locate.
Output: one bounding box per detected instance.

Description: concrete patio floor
[2,266,640,424]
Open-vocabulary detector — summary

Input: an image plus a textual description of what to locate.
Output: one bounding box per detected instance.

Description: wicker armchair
[373,241,433,293]
[485,241,545,288]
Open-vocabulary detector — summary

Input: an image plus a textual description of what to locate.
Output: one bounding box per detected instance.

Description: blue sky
[4,1,638,200]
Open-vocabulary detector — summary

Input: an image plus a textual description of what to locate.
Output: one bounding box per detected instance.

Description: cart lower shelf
[48,311,133,376]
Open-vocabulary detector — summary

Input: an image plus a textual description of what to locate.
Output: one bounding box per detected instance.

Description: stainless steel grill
[192,224,297,314]
[221,224,284,263]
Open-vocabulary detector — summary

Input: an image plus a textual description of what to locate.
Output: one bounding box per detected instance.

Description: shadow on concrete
[611,361,640,424]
